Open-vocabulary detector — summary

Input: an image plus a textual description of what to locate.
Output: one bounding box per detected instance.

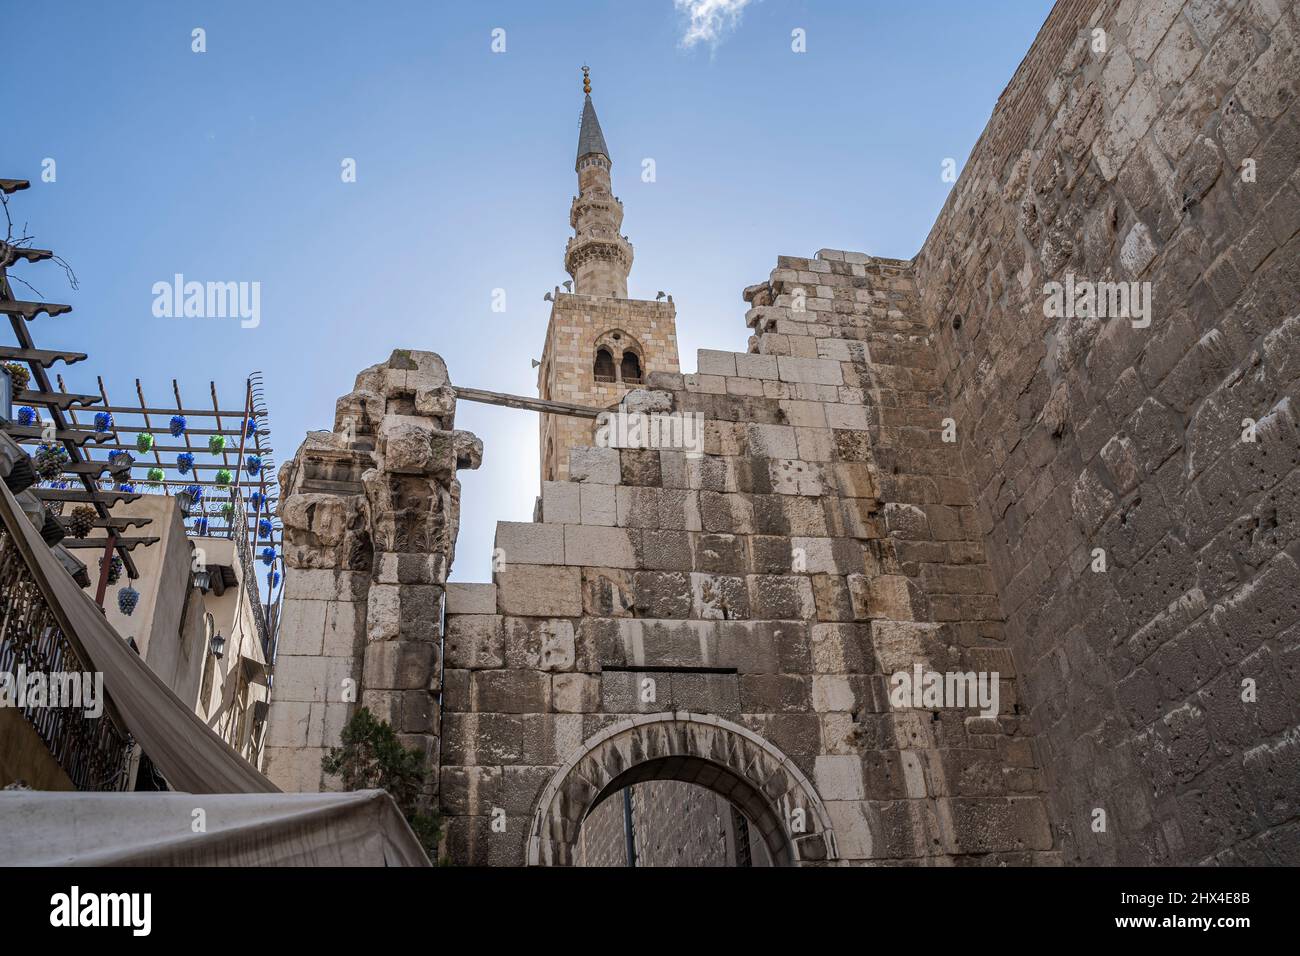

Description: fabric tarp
[0,790,430,866]
[0,473,275,795]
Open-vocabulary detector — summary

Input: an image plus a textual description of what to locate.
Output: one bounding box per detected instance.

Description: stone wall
[440,250,1055,866]
[263,350,481,797]
[913,0,1300,863]
[264,0,1299,867]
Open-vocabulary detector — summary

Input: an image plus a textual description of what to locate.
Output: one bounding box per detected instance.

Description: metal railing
[228,488,271,659]
[0,523,133,790]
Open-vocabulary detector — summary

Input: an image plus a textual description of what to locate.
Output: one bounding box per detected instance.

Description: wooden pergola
[0,176,282,654]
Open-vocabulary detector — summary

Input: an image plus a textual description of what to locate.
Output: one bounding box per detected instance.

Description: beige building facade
[79,494,269,777]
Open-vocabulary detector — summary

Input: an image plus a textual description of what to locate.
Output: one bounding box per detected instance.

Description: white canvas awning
[0,790,430,866]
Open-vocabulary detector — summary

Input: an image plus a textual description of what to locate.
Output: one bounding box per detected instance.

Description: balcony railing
[229,488,272,659]
[0,522,133,791]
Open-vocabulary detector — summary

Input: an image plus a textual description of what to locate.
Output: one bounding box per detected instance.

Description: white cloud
[674,0,755,49]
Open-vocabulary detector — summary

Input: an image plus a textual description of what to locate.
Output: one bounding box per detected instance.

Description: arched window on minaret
[594,347,616,383]
[620,350,642,385]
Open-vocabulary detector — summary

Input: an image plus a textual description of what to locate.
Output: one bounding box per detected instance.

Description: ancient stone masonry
[265,0,1299,866]
[913,0,1300,864]
[439,252,1054,866]
[263,350,481,797]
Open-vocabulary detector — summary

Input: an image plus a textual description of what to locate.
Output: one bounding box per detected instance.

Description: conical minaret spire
[565,67,633,297]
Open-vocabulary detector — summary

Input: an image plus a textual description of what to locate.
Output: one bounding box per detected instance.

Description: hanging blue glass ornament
[260,547,276,567]
[118,586,140,616]
[177,452,195,474]
[169,414,187,437]
[245,454,262,477]
[94,411,114,432]
[258,518,273,538]
[16,406,36,426]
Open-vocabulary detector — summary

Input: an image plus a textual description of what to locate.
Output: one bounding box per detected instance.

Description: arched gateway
[527,712,839,866]
[267,61,1058,868]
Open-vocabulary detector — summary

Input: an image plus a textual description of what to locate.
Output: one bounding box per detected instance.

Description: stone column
[264,349,481,806]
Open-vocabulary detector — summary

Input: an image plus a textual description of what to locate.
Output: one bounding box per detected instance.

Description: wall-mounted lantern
[0,366,12,423]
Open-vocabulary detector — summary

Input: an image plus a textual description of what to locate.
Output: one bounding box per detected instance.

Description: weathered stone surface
[445,582,497,615]
[273,0,1300,868]
[495,566,582,617]
[266,348,480,796]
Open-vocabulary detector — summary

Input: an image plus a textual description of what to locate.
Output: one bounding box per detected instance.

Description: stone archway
[526,712,839,866]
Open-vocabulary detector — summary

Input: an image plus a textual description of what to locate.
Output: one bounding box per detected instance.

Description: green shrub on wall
[321,707,441,858]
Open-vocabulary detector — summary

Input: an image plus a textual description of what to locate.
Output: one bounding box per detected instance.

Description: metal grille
[731,805,754,868]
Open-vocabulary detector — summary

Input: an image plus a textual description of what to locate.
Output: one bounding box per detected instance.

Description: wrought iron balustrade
[0,523,133,791]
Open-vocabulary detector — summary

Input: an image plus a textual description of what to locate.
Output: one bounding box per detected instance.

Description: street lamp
[210,631,226,660]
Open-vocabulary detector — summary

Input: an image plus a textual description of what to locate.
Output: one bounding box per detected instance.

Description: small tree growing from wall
[322,707,441,857]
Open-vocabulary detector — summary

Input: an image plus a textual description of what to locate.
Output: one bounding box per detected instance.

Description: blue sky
[4,0,1053,583]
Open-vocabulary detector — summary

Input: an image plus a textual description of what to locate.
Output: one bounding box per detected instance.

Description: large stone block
[748,574,817,620]
[580,483,617,526]
[542,481,581,524]
[445,582,497,615]
[277,598,328,657]
[697,349,738,377]
[569,446,621,484]
[777,356,844,386]
[366,583,401,642]
[815,754,866,800]
[322,600,365,657]
[495,566,582,617]
[263,745,328,793]
[445,614,505,669]
[377,416,456,477]
[552,673,601,713]
[690,572,750,619]
[272,656,357,704]
[363,640,437,691]
[564,525,635,568]
[504,617,576,671]
[631,570,693,618]
[495,521,565,566]
[471,670,552,714]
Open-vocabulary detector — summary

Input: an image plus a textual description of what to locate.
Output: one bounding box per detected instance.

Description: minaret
[565,67,633,298]
[536,68,680,483]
